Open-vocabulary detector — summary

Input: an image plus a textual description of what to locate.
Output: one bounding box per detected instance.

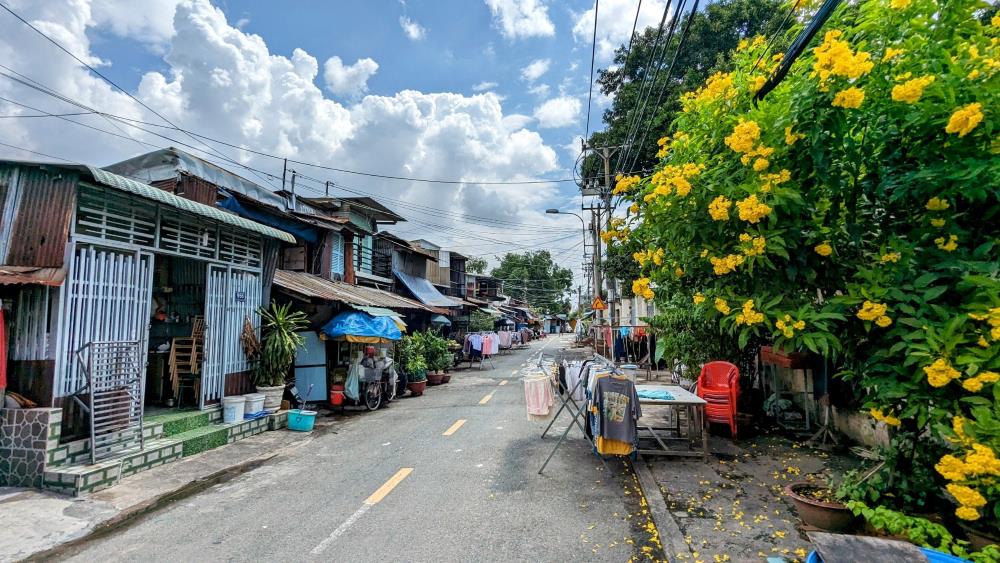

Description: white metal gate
[56,244,153,398]
[201,265,262,408]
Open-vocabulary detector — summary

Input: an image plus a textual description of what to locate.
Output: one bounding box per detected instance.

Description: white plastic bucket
[222,396,245,424]
[243,393,265,414]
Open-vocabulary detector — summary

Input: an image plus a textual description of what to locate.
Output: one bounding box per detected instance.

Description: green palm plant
[253,301,308,387]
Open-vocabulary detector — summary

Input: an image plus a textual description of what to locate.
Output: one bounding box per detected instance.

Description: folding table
[635,384,709,460]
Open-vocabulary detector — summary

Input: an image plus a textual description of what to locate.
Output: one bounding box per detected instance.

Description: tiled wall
[0,408,62,487]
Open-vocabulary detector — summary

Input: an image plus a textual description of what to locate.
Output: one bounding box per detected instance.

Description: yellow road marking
[443,419,466,436]
[510,369,518,375]
[479,392,495,405]
[498,380,508,386]
[364,468,413,505]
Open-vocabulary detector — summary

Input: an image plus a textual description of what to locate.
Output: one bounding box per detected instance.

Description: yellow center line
[479,392,495,405]
[498,380,507,386]
[364,468,413,505]
[443,419,467,436]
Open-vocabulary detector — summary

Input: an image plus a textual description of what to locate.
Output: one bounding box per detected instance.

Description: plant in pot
[784,473,858,533]
[427,333,452,383]
[253,302,307,411]
[405,355,428,397]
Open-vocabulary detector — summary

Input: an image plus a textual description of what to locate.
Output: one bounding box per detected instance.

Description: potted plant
[253,302,307,411]
[406,356,428,396]
[427,333,452,383]
[784,481,856,532]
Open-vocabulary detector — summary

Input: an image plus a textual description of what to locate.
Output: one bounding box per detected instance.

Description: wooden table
[635,384,709,459]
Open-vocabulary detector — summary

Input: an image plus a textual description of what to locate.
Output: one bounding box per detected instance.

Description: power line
[0,140,78,163]
[584,0,600,140]
[625,0,700,175]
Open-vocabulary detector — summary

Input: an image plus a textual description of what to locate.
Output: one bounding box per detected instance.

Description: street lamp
[546,208,591,311]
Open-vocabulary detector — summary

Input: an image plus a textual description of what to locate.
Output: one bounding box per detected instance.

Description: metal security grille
[159,212,217,259]
[56,245,153,397]
[219,228,262,268]
[77,341,144,463]
[75,184,156,247]
[201,265,261,407]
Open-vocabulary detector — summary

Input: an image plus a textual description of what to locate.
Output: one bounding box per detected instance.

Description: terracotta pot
[407,380,427,397]
[784,483,855,532]
[256,385,285,411]
[440,374,451,383]
[959,522,1000,551]
[426,372,444,386]
[761,345,810,369]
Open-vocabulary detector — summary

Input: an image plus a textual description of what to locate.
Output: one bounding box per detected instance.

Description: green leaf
[914,273,939,288]
[922,286,948,302]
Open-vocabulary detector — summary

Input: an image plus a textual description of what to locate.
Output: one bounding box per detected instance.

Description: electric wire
[584,0,600,140]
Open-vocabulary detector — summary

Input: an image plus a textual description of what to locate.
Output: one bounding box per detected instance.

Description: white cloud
[533,96,581,129]
[527,83,550,97]
[484,0,555,40]
[89,0,184,45]
[520,58,550,82]
[323,56,379,97]
[472,80,498,92]
[0,0,569,257]
[573,0,668,62]
[398,15,425,40]
[235,17,250,29]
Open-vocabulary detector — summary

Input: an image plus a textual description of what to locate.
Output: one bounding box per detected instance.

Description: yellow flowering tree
[616,0,1000,536]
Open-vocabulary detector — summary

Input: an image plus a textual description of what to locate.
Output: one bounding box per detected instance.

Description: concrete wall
[774,368,888,448]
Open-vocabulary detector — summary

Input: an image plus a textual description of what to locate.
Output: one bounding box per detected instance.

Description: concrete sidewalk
[0,416,343,562]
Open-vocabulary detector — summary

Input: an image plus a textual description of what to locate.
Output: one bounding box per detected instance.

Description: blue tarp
[321,311,402,341]
[393,270,458,308]
[219,196,318,243]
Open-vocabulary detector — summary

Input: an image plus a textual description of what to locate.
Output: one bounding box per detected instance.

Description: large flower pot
[960,522,1000,551]
[426,372,444,386]
[407,380,427,397]
[440,373,451,384]
[257,385,285,411]
[760,345,809,369]
[784,483,855,532]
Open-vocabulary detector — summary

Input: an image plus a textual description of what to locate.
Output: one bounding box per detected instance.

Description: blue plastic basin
[287,409,317,432]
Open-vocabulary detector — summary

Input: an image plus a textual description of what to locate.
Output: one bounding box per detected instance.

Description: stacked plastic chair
[696,361,740,439]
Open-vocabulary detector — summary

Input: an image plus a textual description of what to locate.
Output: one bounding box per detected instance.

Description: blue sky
[0,0,669,273]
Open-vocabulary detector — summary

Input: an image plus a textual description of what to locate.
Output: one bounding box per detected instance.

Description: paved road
[59,335,655,562]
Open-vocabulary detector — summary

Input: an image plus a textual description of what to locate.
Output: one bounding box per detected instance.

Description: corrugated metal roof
[273,269,442,312]
[87,167,295,243]
[394,270,459,308]
[0,266,66,286]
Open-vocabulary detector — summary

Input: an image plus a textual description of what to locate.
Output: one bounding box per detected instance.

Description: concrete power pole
[581,143,619,326]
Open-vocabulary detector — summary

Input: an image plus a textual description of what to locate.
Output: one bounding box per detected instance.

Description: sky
[0,0,670,283]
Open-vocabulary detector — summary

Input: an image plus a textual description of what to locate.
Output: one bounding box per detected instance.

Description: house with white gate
[0,159,293,491]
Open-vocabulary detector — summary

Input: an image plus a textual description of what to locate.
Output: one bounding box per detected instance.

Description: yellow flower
[674,267,684,278]
[891,75,935,104]
[925,197,950,211]
[811,30,874,86]
[814,242,833,257]
[882,47,905,62]
[742,235,767,257]
[924,358,961,388]
[946,484,986,508]
[857,300,888,321]
[967,69,980,80]
[708,196,732,221]
[629,203,640,214]
[652,248,665,265]
[962,377,984,392]
[761,169,791,192]
[752,158,770,172]
[956,506,980,521]
[875,315,892,328]
[870,408,901,427]
[880,252,900,263]
[710,254,745,275]
[693,293,706,305]
[735,300,765,326]
[993,13,1000,27]
[750,75,767,92]
[724,120,761,154]
[889,0,911,8]
[935,234,958,252]
[936,454,969,481]
[966,443,1000,476]
[945,103,984,137]
[735,194,772,224]
[784,127,805,146]
[930,218,945,227]
[978,335,990,347]
[793,320,805,330]
[632,277,652,298]
[832,87,865,109]
[715,298,731,315]
[613,175,642,195]
[700,249,709,258]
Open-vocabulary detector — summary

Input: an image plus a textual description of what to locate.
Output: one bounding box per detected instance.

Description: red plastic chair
[696,361,740,438]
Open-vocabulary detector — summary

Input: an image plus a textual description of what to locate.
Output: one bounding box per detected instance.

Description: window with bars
[158,212,217,259]
[76,185,156,246]
[219,228,262,268]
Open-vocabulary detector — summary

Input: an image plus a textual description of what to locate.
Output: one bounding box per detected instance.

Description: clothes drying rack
[535,353,631,475]
[462,331,496,370]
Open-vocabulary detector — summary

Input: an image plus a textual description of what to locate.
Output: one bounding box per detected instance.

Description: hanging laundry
[523,375,554,421]
[593,375,641,455]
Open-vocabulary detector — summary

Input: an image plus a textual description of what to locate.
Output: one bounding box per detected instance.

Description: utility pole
[289,170,297,210]
[325,180,331,197]
[581,142,620,327]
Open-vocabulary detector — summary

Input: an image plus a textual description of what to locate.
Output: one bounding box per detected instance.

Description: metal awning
[0,266,65,286]
[273,270,440,312]
[430,314,452,325]
[393,270,459,308]
[479,308,503,317]
[87,167,295,243]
